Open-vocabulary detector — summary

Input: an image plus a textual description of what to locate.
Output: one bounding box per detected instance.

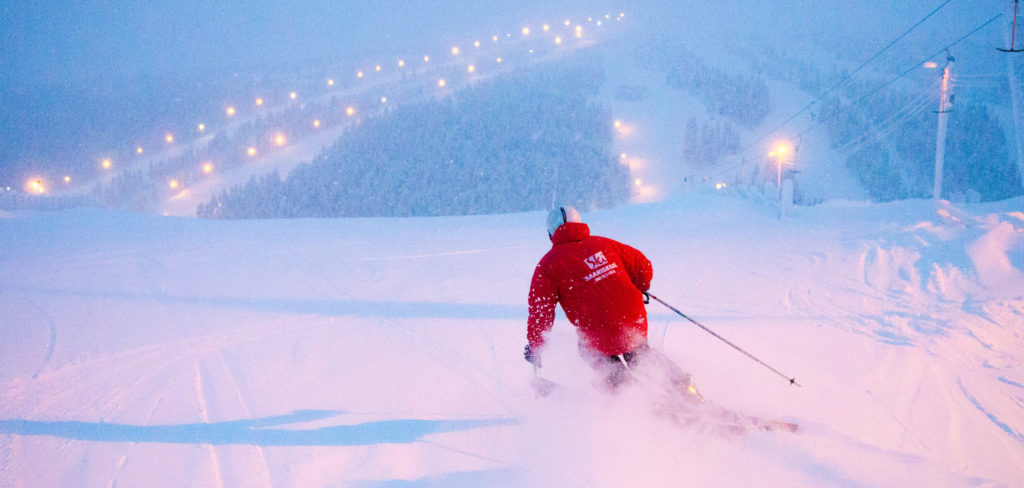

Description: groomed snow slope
[1,193,1023,487]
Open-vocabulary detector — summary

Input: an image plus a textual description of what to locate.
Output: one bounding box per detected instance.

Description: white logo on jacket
[584,252,608,270]
[583,251,617,283]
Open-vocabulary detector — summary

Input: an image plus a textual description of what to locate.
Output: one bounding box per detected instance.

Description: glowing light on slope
[768,141,792,159]
[27,178,45,193]
[614,119,634,136]
[626,157,649,171]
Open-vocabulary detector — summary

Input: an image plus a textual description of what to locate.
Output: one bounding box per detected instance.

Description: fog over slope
[3,1,1020,211]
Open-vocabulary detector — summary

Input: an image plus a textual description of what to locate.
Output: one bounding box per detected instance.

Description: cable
[738,0,958,157]
[829,90,934,158]
[704,87,934,183]
[700,13,1003,184]
[795,12,1003,142]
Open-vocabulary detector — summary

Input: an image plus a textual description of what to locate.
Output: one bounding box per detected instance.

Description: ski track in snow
[108,394,164,488]
[374,315,516,416]
[212,351,274,488]
[958,378,1024,445]
[193,360,227,488]
[25,298,57,380]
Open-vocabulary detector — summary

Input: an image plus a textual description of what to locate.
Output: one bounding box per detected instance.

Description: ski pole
[646,292,801,387]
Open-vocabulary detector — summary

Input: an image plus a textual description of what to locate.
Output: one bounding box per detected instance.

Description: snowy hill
[2,192,1023,487]
[3,2,1023,486]
[6,1,1018,215]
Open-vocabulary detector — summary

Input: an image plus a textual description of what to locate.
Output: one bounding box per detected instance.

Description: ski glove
[523,344,541,367]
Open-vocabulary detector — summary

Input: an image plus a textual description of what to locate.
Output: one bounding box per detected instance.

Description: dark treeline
[683,117,741,167]
[637,38,769,169]
[199,55,630,219]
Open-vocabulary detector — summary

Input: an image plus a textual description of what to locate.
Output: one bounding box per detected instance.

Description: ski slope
[2,192,1023,487]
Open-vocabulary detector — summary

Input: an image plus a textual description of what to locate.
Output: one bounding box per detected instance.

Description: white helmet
[546,206,582,236]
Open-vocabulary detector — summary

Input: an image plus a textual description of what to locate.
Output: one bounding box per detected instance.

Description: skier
[524,206,699,398]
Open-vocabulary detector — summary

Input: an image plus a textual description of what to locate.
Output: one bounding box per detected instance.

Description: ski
[532,373,799,436]
[610,354,800,437]
[531,376,559,397]
[652,397,799,437]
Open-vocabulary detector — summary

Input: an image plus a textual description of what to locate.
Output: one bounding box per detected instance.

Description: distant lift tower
[933,53,954,200]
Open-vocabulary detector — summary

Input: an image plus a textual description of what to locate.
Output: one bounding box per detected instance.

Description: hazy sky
[1,1,1009,90]
[1,1,623,89]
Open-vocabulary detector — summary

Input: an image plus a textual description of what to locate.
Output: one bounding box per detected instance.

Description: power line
[738,0,958,156]
[828,87,935,158]
[703,11,1003,184]
[795,12,1003,141]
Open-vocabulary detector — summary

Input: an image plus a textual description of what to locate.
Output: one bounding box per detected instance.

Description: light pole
[769,142,792,219]
[930,52,955,200]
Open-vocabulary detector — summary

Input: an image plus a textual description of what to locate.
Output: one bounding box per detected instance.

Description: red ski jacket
[527,222,653,357]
